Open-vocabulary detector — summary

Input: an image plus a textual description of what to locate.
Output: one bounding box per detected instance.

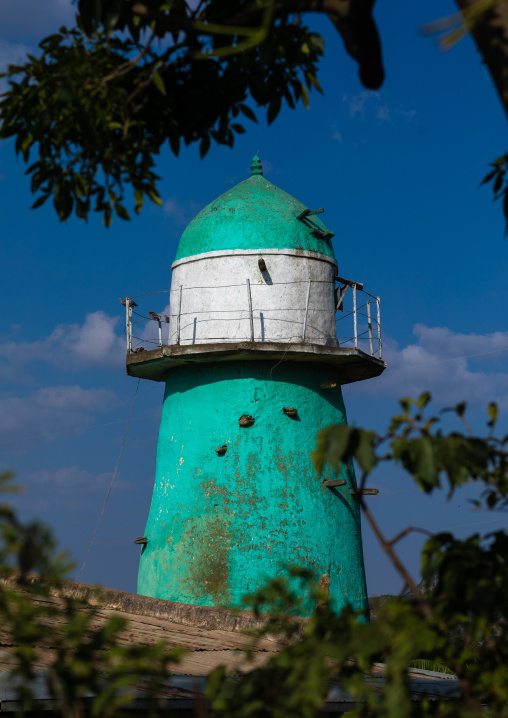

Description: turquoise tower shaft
[129,155,386,616]
[137,361,368,616]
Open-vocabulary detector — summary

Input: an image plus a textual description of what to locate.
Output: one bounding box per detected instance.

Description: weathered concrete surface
[137,361,369,618]
[169,248,338,346]
[175,174,335,261]
[126,342,386,384]
[0,573,283,633]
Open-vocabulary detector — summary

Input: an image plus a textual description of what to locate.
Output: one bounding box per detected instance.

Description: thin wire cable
[132,280,337,298]
[76,378,141,581]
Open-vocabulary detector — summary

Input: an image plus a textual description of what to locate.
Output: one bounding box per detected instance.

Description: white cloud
[375,104,390,122]
[348,91,378,119]
[163,198,189,226]
[163,197,202,228]
[0,311,125,382]
[259,158,280,175]
[344,92,414,125]
[61,311,125,367]
[411,324,508,360]
[15,465,131,513]
[331,123,343,143]
[34,385,116,410]
[0,385,119,454]
[356,324,508,410]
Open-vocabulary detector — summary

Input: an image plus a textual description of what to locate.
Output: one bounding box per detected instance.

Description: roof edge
[0,573,304,633]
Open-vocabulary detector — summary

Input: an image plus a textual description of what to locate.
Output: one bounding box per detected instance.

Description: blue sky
[1,0,508,598]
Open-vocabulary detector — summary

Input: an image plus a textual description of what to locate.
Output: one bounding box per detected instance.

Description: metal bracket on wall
[335,275,364,292]
[323,479,346,488]
[297,207,324,220]
[322,480,379,496]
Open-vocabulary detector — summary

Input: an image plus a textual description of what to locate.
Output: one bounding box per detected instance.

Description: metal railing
[121,278,382,359]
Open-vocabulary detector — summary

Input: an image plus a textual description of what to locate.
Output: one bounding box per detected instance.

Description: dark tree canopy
[2,0,508,230]
[0,0,383,225]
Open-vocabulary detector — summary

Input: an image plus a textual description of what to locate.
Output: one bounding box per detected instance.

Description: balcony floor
[126,342,386,385]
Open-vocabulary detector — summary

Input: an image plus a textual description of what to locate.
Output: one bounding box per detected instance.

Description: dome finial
[250,152,263,176]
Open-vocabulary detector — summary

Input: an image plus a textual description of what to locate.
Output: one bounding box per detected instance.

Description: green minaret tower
[125,156,385,616]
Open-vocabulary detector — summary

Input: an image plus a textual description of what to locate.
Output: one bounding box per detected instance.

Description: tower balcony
[122,278,386,386]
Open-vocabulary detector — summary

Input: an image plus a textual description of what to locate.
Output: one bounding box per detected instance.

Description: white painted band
[172,247,338,270]
[168,250,339,347]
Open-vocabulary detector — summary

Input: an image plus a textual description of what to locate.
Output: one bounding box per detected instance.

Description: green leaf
[147,187,163,206]
[54,185,73,221]
[487,401,498,426]
[355,431,377,474]
[503,188,508,234]
[231,123,245,134]
[75,198,89,219]
[134,187,144,214]
[267,96,281,125]
[399,397,415,414]
[311,425,353,476]
[455,401,467,417]
[31,194,50,209]
[492,154,508,166]
[417,392,432,409]
[238,104,258,123]
[480,168,498,186]
[412,437,438,486]
[308,33,325,55]
[168,130,180,157]
[152,71,166,95]
[103,206,113,228]
[306,72,323,93]
[114,203,130,221]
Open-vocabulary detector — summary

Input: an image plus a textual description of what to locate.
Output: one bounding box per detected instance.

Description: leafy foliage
[3,1,508,234]
[0,0,326,225]
[3,395,508,716]
[0,471,183,715]
[482,154,508,235]
[205,396,508,717]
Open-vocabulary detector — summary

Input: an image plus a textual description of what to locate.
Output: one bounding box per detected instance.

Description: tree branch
[358,483,433,620]
[388,526,433,546]
[132,0,384,89]
[454,0,508,120]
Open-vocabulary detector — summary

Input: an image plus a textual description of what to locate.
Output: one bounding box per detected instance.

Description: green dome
[174,157,336,261]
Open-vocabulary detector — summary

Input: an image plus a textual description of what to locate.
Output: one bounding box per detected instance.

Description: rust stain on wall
[180,515,233,605]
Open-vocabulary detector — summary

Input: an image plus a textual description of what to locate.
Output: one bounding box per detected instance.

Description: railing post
[246,279,254,342]
[126,298,132,354]
[366,300,373,356]
[353,284,358,348]
[168,292,172,345]
[176,286,183,345]
[376,296,382,359]
[302,280,311,341]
